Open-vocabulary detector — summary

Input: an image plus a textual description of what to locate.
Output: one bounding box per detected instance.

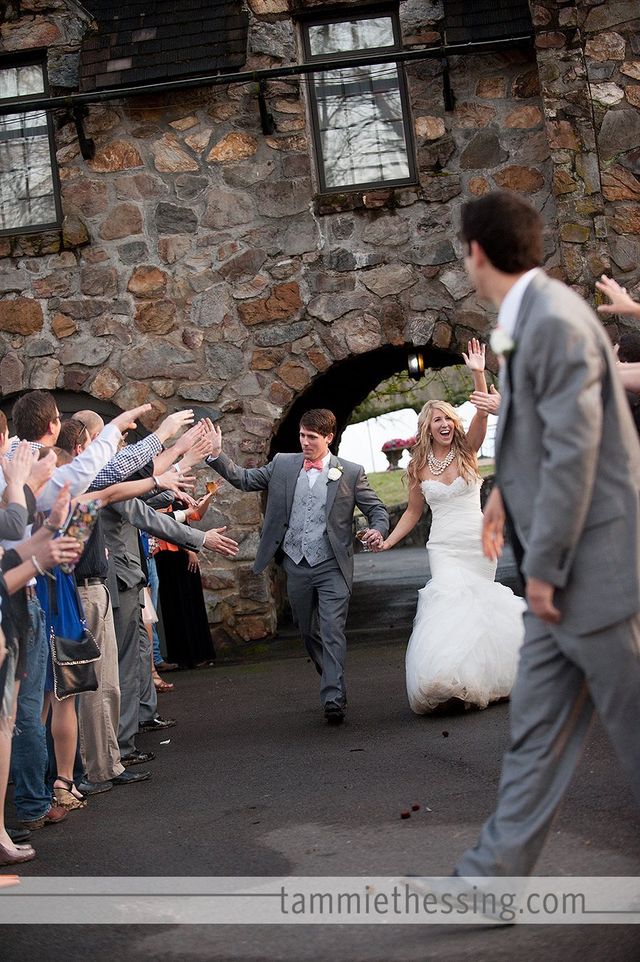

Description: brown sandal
[53,776,86,810]
[153,671,174,693]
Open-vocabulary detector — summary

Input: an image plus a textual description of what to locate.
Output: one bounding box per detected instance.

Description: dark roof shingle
[443,0,533,44]
[79,0,248,92]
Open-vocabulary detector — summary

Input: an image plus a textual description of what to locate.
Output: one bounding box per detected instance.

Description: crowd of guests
[0,391,238,870]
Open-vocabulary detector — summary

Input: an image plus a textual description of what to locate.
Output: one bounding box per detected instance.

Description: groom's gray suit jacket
[211,451,389,589]
[496,271,640,635]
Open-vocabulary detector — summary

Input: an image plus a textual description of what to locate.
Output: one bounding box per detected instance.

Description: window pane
[0,130,57,230]
[0,64,44,101]
[308,17,395,56]
[313,64,410,189]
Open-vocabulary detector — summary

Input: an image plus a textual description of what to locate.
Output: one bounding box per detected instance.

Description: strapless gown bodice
[406,476,525,714]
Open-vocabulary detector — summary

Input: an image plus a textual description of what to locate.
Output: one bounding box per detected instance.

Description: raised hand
[199,420,222,459]
[481,485,505,562]
[470,384,501,416]
[176,435,211,470]
[2,441,35,486]
[171,421,205,458]
[154,469,195,497]
[596,274,640,318]
[111,404,153,435]
[27,449,56,493]
[155,409,195,444]
[462,337,486,373]
[203,526,239,558]
[47,483,72,531]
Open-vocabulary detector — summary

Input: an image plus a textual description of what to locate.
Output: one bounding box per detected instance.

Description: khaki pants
[77,583,125,782]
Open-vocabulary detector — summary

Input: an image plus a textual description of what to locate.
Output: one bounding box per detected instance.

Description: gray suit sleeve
[354,469,389,537]
[0,503,28,541]
[521,312,604,586]
[209,452,276,492]
[113,498,206,551]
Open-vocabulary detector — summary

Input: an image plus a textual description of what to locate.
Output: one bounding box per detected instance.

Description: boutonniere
[490,326,515,357]
[327,465,343,481]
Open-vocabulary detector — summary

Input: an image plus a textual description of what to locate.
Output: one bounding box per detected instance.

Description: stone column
[530,0,611,298]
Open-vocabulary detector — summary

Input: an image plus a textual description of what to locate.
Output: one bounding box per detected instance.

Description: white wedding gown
[406,477,525,714]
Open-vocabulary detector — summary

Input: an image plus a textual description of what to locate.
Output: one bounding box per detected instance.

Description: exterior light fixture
[407,351,425,380]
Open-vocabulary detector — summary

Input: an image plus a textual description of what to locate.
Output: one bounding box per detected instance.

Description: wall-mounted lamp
[408,351,425,381]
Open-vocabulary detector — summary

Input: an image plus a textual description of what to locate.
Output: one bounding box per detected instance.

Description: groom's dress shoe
[324,702,345,725]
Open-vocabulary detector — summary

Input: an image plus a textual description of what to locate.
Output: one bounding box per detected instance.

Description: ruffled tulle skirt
[406,558,525,714]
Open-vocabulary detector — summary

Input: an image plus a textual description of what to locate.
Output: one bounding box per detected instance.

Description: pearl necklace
[427,448,455,475]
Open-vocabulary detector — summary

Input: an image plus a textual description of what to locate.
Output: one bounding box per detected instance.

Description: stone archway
[211,342,466,649]
[269,342,462,456]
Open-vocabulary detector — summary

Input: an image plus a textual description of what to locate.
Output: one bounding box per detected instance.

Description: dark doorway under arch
[270,342,461,456]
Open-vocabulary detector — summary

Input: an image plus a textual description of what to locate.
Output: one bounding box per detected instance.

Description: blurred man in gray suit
[453,190,640,878]
[210,409,389,724]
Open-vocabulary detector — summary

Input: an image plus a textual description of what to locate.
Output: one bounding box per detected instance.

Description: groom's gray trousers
[456,608,640,877]
[282,555,350,708]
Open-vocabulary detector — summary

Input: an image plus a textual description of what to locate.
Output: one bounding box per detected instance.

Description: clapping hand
[462,337,486,373]
[27,448,56,493]
[1,441,35,487]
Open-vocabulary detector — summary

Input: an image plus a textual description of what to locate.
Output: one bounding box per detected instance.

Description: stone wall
[0,0,639,647]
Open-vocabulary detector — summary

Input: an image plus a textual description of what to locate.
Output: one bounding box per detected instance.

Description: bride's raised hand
[462,337,485,373]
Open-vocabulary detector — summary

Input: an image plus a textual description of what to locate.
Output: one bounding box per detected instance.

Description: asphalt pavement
[3,547,640,961]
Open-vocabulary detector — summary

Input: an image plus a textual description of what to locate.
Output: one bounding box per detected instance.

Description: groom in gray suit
[453,191,640,878]
[210,408,389,724]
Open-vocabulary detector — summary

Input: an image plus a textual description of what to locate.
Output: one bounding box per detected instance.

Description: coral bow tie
[304,459,324,472]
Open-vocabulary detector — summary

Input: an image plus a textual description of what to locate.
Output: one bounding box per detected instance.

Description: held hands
[203,526,239,558]
[526,577,561,624]
[481,486,505,562]
[462,337,486,373]
[361,528,384,550]
[470,384,501,417]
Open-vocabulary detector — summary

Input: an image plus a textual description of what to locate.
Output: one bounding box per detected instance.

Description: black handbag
[50,626,101,701]
[48,576,101,701]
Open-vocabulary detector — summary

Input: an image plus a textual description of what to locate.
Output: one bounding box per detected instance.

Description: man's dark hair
[57,418,89,455]
[300,409,336,437]
[12,390,58,442]
[618,332,640,363]
[460,190,544,274]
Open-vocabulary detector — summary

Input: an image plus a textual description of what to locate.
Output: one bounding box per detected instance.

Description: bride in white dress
[379,340,525,713]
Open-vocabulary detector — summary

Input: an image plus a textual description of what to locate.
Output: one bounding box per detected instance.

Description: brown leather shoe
[18,805,68,830]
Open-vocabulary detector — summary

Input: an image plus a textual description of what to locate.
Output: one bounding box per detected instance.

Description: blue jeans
[11,597,52,821]
[147,555,163,665]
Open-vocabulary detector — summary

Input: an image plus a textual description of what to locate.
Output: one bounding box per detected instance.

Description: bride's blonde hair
[406,400,479,486]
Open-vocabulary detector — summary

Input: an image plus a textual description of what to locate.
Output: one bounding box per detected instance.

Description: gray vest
[283,470,334,566]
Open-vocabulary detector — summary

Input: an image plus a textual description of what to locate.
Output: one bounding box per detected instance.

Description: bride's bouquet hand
[462,337,485,373]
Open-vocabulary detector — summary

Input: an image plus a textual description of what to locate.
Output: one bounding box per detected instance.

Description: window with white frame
[301,8,416,194]
[0,58,61,235]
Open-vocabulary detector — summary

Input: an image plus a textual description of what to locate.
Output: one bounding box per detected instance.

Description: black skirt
[154,549,216,668]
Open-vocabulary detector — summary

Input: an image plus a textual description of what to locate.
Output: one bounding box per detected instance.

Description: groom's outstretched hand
[481,486,505,561]
[526,578,561,624]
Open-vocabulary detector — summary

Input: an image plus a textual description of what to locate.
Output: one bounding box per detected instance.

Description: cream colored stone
[185,128,213,153]
[207,132,258,163]
[414,116,445,140]
[169,116,199,131]
[152,134,200,173]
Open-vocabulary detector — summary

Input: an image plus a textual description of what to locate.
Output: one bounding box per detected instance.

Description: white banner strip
[1,876,640,924]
